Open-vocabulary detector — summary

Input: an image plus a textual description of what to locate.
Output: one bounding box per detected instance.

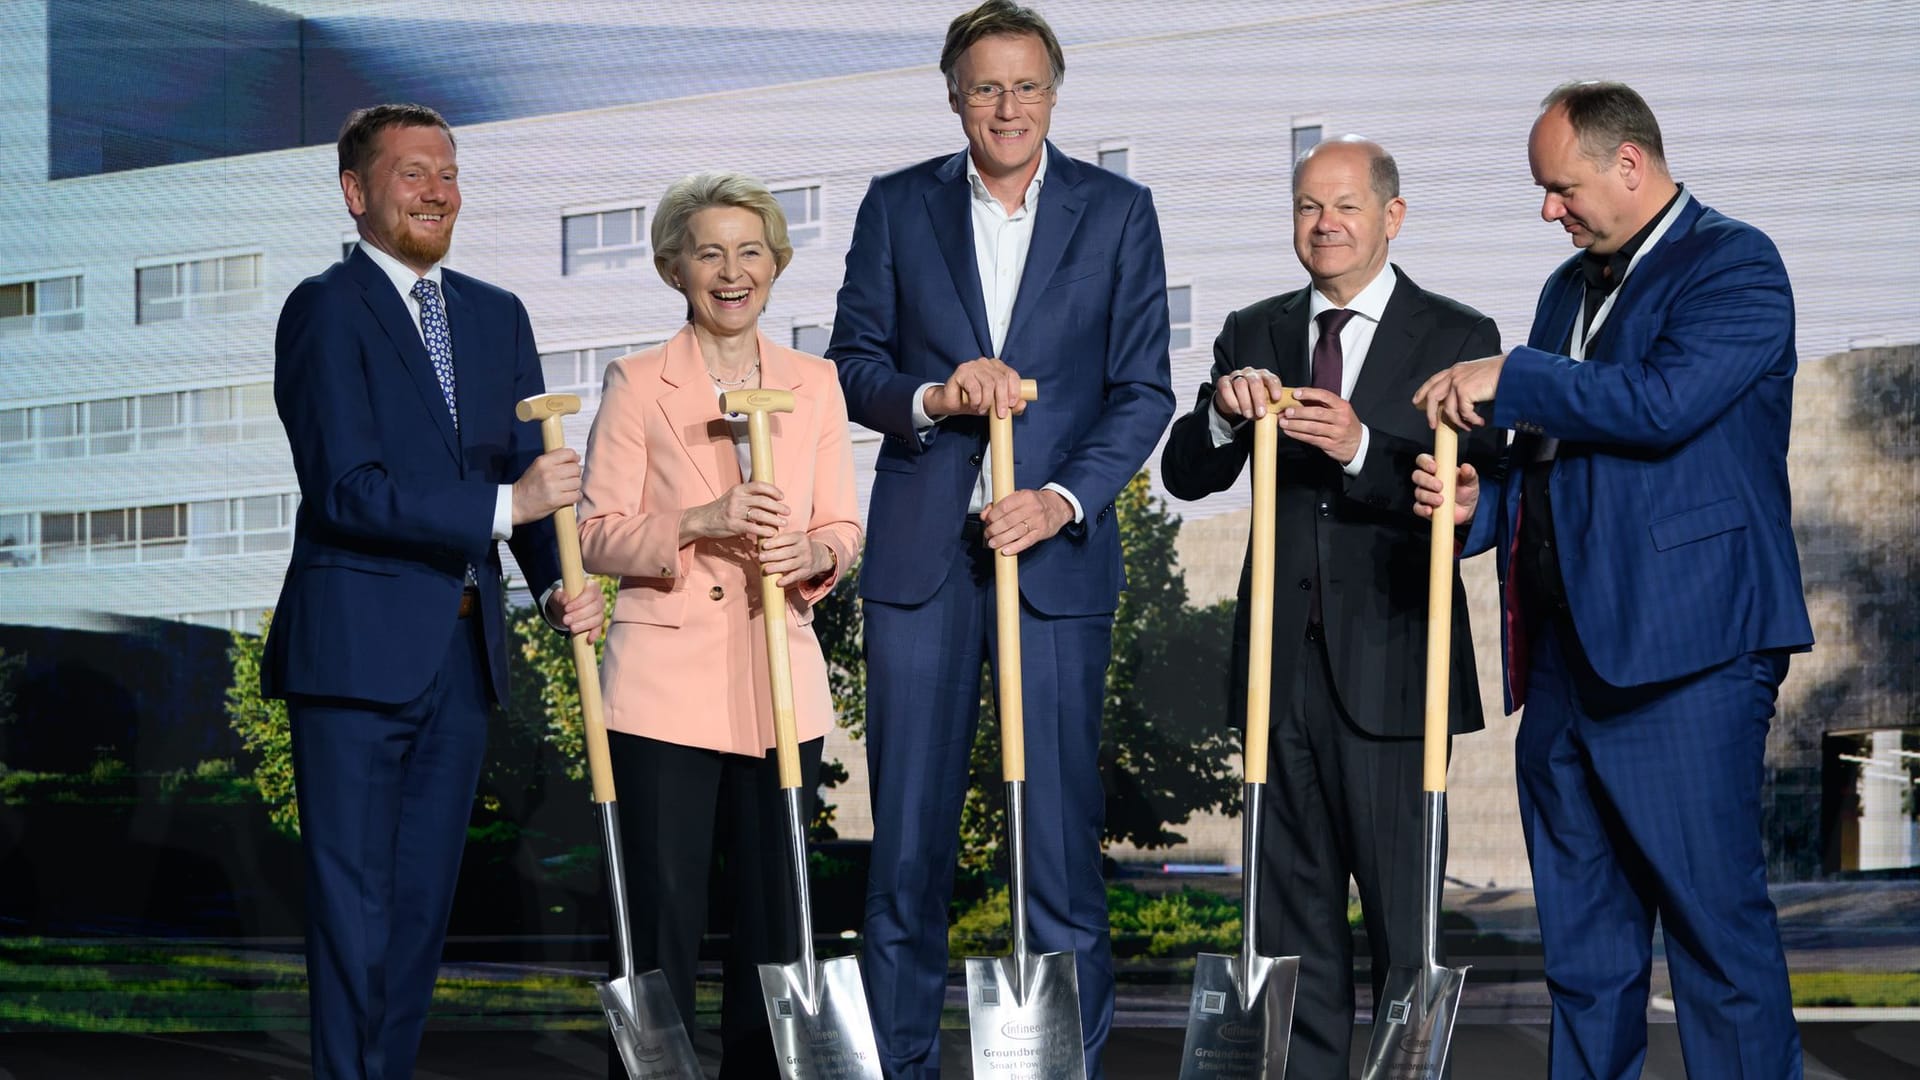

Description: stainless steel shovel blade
[596,806,703,1080]
[600,970,704,1080]
[1360,793,1468,1080]
[758,955,883,1078]
[964,948,1086,1079]
[963,781,1086,1080]
[1177,785,1298,1079]
[1178,951,1298,1079]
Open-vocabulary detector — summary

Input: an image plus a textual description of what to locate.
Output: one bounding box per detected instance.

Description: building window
[562,205,647,275]
[1167,284,1193,351]
[773,184,825,248]
[0,273,85,335]
[539,340,664,398]
[0,513,34,568]
[791,321,832,356]
[1097,145,1131,176]
[1291,120,1323,165]
[0,408,30,465]
[136,253,263,324]
[1824,728,1920,872]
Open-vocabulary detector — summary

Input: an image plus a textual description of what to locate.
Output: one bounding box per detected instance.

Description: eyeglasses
[957,81,1055,107]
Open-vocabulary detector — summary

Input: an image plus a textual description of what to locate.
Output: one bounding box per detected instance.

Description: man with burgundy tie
[264,104,602,1079]
[1160,135,1500,1073]
[1415,82,1812,1078]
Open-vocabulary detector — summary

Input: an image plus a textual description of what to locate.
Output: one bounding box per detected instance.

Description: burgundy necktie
[1312,307,1356,395]
[1308,308,1354,628]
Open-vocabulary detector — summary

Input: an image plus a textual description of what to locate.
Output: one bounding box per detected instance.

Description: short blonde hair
[651,171,793,292]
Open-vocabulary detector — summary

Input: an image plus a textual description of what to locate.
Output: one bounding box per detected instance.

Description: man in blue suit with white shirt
[264,104,602,1079]
[826,3,1173,1074]
[1415,82,1813,1079]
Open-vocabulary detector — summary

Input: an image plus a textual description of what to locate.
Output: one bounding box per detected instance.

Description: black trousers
[1256,631,1445,1079]
[606,731,824,1079]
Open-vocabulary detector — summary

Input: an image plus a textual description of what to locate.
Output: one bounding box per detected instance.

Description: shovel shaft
[1240,781,1264,978]
[1245,413,1278,783]
[1006,779,1031,964]
[986,379,1039,783]
[782,786,818,980]
[598,802,638,980]
[740,407,805,791]
[536,413,618,805]
[1423,424,1458,794]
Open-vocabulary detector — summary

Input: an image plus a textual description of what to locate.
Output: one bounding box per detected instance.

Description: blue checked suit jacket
[1462,193,1814,710]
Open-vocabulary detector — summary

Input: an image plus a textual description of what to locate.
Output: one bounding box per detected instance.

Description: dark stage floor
[3,1025,1917,1079]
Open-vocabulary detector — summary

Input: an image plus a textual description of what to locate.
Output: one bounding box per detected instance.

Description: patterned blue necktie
[411,277,459,430]
[412,277,479,588]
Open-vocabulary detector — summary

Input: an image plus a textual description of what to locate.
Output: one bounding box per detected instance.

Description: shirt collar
[1309,262,1398,324]
[358,238,444,297]
[966,143,1049,212]
[1581,183,1684,294]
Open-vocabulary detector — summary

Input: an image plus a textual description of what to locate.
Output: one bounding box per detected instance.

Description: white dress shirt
[358,240,516,542]
[1208,262,1398,477]
[910,148,1084,522]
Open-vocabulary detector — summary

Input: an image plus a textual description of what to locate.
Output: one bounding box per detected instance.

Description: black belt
[962,513,986,547]
[1304,622,1324,644]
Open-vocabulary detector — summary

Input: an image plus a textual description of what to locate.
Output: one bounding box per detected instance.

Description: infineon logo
[999,1020,1044,1040]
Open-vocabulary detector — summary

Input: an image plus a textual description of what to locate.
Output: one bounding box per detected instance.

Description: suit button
[709,586,724,601]
[969,453,983,466]
[1318,502,1331,518]
[1298,579,1312,591]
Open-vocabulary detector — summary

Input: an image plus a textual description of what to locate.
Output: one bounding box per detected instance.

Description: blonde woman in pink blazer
[576,171,862,1078]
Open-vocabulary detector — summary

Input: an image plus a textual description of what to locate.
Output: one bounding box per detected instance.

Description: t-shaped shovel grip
[986,379,1040,783]
[514,392,617,805]
[719,388,804,791]
[1423,423,1459,793]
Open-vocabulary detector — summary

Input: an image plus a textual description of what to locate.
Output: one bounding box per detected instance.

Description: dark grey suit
[1159,267,1499,1072]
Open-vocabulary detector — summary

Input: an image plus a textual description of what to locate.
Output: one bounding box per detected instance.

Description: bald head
[1293,135,1399,205]
[1291,135,1406,305]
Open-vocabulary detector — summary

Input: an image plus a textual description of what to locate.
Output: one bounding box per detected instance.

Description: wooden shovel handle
[988,379,1041,783]
[536,414,619,806]
[741,408,804,792]
[1243,413,1278,785]
[1424,424,1458,793]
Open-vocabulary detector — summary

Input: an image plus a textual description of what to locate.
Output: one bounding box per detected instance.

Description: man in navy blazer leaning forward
[826,2,1174,1074]
[1415,82,1813,1079]
[264,104,602,1079]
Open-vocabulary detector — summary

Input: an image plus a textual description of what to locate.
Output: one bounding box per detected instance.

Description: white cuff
[1206,401,1243,448]
[537,582,566,632]
[911,381,941,434]
[1341,425,1372,477]
[1043,482,1084,525]
[492,485,514,541]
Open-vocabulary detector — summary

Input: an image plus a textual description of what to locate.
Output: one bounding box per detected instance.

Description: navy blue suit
[264,246,560,1079]
[1463,193,1813,1078]
[828,145,1173,1077]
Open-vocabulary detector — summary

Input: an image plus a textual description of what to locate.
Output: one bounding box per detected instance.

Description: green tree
[0,646,25,728]
[225,613,299,837]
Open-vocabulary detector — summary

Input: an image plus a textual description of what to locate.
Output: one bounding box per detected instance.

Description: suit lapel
[924,152,994,358]
[1348,269,1427,419]
[1003,145,1086,351]
[349,250,460,463]
[1265,289,1313,389]
[657,327,737,498]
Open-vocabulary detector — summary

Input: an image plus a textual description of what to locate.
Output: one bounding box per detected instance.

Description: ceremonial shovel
[1360,422,1469,1080]
[963,379,1088,1079]
[720,388,884,1080]
[1177,405,1301,1079]
[516,393,702,1080]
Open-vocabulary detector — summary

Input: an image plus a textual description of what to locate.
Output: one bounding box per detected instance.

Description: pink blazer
[577,325,863,756]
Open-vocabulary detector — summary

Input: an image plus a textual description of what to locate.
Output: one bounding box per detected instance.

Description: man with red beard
[263,103,601,1079]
